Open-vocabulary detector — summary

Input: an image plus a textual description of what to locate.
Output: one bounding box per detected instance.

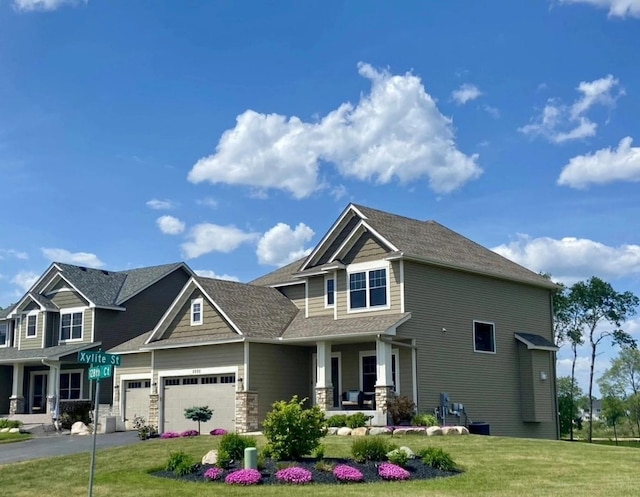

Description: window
[165,378,180,386]
[201,376,217,384]
[182,377,199,385]
[325,278,335,307]
[126,381,150,389]
[191,298,203,325]
[220,375,236,383]
[26,314,37,338]
[60,312,83,341]
[60,372,82,400]
[360,352,398,393]
[0,323,7,346]
[474,321,496,353]
[349,267,387,310]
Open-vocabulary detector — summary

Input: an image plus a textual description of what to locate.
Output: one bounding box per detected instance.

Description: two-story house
[0,262,191,418]
[111,204,559,438]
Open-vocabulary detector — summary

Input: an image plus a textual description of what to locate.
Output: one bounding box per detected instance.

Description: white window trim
[59,369,85,400]
[473,320,497,354]
[347,261,391,313]
[59,308,85,343]
[25,311,38,339]
[0,322,9,348]
[324,275,335,308]
[311,352,342,406]
[359,349,399,394]
[190,298,203,326]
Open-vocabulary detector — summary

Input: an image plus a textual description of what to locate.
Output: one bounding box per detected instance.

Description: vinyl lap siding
[163,290,236,340]
[115,353,152,386]
[278,284,305,310]
[342,232,389,264]
[532,350,554,422]
[316,216,360,266]
[398,261,556,439]
[50,290,89,308]
[19,311,43,350]
[307,277,332,317]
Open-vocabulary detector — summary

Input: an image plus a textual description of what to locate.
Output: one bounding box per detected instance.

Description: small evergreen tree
[184,406,213,435]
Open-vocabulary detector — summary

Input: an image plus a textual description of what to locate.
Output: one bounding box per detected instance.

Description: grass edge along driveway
[1,434,639,497]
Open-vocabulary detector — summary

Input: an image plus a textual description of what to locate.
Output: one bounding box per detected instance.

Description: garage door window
[165,378,180,386]
[164,374,236,386]
[182,378,199,385]
[127,380,151,389]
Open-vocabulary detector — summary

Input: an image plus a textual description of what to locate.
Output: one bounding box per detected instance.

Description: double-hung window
[325,277,335,307]
[60,371,82,399]
[191,298,203,325]
[60,312,83,341]
[348,265,388,311]
[0,322,7,346]
[26,314,37,338]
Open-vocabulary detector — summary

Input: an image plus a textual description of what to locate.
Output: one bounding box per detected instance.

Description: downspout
[41,358,60,431]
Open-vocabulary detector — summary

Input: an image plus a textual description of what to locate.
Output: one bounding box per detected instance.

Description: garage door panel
[124,380,151,430]
[162,374,236,433]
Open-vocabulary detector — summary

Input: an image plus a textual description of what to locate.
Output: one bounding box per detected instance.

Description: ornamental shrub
[378,462,410,481]
[58,400,92,429]
[180,429,199,437]
[204,467,223,481]
[346,412,370,429]
[215,448,232,469]
[166,451,195,476]
[384,395,416,425]
[327,414,348,427]
[0,420,21,429]
[210,428,227,436]
[350,436,395,463]
[184,406,213,435]
[387,449,409,467]
[333,464,363,482]
[418,447,457,471]
[275,466,313,484]
[262,396,327,460]
[160,431,180,439]
[412,413,438,427]
[315,460,335,472]
[314,444,325,460]
[224,468,261,485]
[218,433,256,460]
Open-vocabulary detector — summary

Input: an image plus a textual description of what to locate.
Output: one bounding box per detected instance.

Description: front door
[31,373,48,413]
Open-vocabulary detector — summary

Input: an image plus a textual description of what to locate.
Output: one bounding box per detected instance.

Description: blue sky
[1,0,640,395]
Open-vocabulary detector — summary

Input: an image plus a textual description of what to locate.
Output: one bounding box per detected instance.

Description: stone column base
[235,391,259,433]
[148,393,159,429]
[376,386,395,424]
[315,387,334,412]
[9,396,25,415]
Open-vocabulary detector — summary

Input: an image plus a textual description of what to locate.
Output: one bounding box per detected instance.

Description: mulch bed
[152,457,460,485]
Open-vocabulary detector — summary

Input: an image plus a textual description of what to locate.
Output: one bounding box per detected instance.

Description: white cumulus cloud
[194,269,240,282]
[257,222,315,267]
[41,248,105,268]
[0,249,28,260]
[520,75,623,144]
[451,83,482,105]
[146,199,176,210]
[558,136,640,188]
[188,63,482,198]
[559,0,640,18]
[181,224,258,259]
[11,271,40,292]
[493,234,640,284]
[156,215,186,235]
[13,0,86,11]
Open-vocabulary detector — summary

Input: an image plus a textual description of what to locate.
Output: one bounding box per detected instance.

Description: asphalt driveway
[0,431,141,465]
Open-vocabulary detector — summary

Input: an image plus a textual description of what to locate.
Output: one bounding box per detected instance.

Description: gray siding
[162,290,235,340]
[342,232,389,264]
[115,353,152,386]
[532,350,554,422]
[0,366,12,414]
[278,284,305,310]
[307,277,333,317]
[50,290,89,308]
[248,342,312,423]
[398,261,557,439]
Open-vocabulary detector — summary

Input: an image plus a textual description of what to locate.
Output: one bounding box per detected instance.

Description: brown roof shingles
[282,312,411,340]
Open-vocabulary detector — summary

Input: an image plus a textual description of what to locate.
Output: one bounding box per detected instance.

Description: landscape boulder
[369,427,392,435]
[426,426,443,436]
[71,421,91,435]
[202,450,218,465]
[351,427,368,436]
[336,427,352,436]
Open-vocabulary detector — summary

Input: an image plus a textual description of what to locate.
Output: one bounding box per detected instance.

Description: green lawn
[1,434,639,497]
[0,432,32,445]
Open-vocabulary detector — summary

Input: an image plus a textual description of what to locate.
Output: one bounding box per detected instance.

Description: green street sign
[88,365,113,381]
[77,350,121,367]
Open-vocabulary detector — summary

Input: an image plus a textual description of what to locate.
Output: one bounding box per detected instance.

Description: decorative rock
[202,450,218,465]
[426,426,443,436]
[351,427,368,436]
[71,421,92,435]
[336,427,352,436]
[394,446,415,458]
[369,427,393,435]
[442,426,460,436]
[0,428,9,433]
[326,427,339,435]
[8,427,20,433]
[392,427,425,435]
[456,426,470,435]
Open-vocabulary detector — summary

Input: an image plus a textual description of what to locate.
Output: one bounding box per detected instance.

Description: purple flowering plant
[275,466,313,484]
[204,467,223,481]
[160,431,180,439]
[210,428,228,436]
[378,462,410,481]
[225,468,262,485]
[180,429,199,437]
[333,464,364,482]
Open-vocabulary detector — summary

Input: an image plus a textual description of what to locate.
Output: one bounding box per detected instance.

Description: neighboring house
[111,203,559,438]
[0,262,191,418]
[580,399,603,422]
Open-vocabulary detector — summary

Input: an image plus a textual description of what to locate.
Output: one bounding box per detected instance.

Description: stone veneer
[375,385,395,423]
[235,391,259,433]
[315,387,334,412]
[9,396,24,415]
[148,393,159,428]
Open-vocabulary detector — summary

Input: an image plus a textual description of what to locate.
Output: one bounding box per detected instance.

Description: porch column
[46,361,60,417]
[375,339,395,416]
[315,341,333,411]
[9,363,25,415]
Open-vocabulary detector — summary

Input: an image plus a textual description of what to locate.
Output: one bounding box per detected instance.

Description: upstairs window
[349,267,388,310]
[325,277,335,307]
[0,323,7,346]
[474,321,496,353]
[26,314,37,338]
[61,312,83,341]
[191,298,203,326]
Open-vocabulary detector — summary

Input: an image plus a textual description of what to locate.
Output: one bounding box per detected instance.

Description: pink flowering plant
[180,429,199,437]
[333,464,364,482]
[160,431,180,439]
[275,466,313,484]
[204,467,223,481]
[210,428,228,436]
[225,468,262,485]
[378,462,410,481]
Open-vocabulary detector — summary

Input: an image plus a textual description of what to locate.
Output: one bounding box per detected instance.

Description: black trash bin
[468,422,490,435]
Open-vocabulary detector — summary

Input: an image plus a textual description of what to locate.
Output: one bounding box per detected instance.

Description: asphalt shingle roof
[0,342,101,364]
[515,332,557,350]
[282,312,411,339]
[249,257,306,287]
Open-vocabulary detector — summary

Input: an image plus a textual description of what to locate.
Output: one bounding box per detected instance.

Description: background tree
[557,376,587,437]
[184,406,213,435]
[598,347,640,436]
[569,277,638,442]
[601,396,627,445]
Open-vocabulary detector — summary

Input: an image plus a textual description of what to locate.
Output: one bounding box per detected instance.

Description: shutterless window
[61,312,83,340]
[27,315,37,337]
[349,272,367,308]
[191,298,203,325]
[349,268,387,310]
[60,372,82,400]
[165,378,180,386]
[326,278,335,307]
[182,377,199,385]
[0,323,7,346]
[220,375,236,384]
[474,321,496,353]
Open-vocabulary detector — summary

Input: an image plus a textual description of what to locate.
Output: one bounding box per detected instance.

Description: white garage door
[162,373,236,433]
[124,379,151,430]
